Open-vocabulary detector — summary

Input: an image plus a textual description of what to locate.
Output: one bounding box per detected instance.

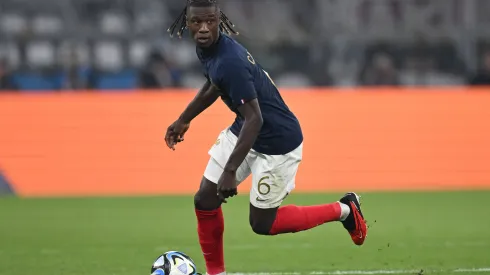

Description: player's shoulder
[218,35,251,65]
[213,34,256,82]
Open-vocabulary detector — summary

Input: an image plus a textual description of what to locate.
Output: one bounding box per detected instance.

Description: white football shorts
[203,128,303,209]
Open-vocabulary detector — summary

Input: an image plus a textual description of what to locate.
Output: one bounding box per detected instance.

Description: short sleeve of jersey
[217,58,257,107]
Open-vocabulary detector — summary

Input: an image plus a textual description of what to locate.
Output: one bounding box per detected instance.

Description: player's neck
[198,32,223,57]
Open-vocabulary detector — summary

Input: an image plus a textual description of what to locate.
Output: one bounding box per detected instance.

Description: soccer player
[164,1,368,274]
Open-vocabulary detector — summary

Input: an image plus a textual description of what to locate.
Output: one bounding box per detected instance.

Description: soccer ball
[151,251,199,275]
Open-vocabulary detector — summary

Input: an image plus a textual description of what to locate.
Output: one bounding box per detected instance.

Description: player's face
[187,6,220,48]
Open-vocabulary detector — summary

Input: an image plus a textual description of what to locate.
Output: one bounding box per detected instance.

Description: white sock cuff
[338,201,351,221]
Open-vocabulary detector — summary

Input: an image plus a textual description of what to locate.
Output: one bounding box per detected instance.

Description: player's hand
[217,170,237,203]
[165,119,190,150]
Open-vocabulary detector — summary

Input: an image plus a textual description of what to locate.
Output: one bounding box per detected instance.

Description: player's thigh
[249,144,303,210]
[199,156,250,211]
[204,128,252,185]
[203,155,251,186]
[247,145,302,234]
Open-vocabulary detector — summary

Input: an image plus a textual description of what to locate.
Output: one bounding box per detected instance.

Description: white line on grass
[155,242,489,252]
[455,269,490,273]
[229,268,490,275]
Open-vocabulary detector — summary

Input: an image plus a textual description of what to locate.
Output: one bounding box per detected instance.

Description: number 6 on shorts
[257,176,271,195]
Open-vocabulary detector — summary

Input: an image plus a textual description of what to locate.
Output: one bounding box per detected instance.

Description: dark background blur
[1,0,490,91]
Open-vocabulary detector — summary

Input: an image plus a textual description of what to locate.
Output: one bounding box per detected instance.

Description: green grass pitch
[0,191,489,275]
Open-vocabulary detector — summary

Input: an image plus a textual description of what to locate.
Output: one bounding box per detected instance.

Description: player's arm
[219,59,263,173]
[165,80,219,150]
[179,80,220,123]
[224,99,263,172]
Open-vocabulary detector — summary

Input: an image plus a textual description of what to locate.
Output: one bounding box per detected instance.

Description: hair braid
[167,0,239,39]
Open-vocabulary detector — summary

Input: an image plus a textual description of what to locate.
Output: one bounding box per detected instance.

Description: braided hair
[167,0,239,39]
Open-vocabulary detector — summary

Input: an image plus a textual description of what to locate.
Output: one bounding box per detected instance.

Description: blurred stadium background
[1,1,490,275]
[0,0,490,90]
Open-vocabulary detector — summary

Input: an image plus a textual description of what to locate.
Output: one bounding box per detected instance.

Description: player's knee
[249,219,272,235]
[194,178,221,211]
[193,192,205,210]
[249,206,277,235]
[194,191,219,211]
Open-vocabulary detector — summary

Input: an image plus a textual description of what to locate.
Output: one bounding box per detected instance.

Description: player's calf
[248,202,346,236]
[194,177,226,275]
[249,201,348,236]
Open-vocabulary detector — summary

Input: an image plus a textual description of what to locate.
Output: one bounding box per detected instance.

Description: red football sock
[269,203,341,235]
[195,207,225,275]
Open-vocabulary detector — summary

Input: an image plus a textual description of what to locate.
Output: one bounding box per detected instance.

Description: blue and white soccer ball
[151,251,198,275]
